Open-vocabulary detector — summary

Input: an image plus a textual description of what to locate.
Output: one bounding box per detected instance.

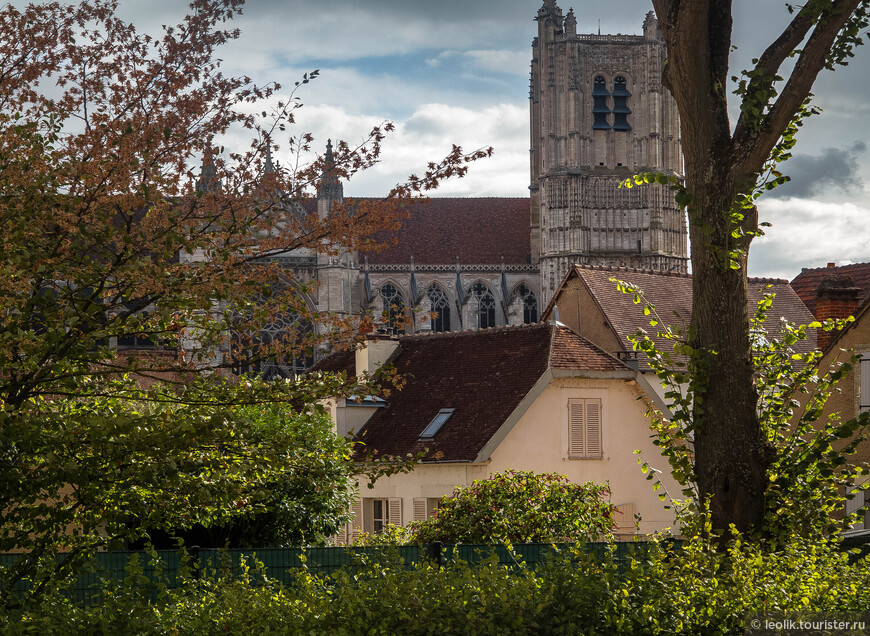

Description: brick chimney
[816,274,861,350]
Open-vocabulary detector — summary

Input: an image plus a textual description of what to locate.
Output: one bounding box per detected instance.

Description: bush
[410,470,616,544]
[4,535,869,635]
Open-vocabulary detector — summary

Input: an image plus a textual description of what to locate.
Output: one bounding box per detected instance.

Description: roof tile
[572,265,816,364]
[791,262,870,315]
[362,197,531,265]
[313,323,629,462]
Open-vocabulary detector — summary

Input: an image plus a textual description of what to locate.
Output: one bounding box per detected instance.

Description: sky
[120,0,870,281]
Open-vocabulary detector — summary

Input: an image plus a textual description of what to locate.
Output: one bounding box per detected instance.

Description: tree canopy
[0,0,487,603]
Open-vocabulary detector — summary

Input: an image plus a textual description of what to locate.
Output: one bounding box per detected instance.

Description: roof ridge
[748,276,789,285]
[397,321,549,341]
[575,264,789,285]
[800,262,870,272]
[574,264,692,279]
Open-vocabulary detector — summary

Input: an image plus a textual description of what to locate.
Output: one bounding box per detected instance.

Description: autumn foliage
[0,0,488,604]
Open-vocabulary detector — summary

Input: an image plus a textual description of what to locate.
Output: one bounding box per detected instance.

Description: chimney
[355,335,400,379]
[815,274,861,350]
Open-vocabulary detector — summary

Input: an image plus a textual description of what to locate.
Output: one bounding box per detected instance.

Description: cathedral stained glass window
[470,282,496,329]
[380,283,405,334]
[426,284,451,333]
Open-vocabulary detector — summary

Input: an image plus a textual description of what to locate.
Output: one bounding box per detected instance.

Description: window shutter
[586,399,602,458]
[846,485,867,530]
[413,498,428,522]
[388,497,403,526]
[614,502,637,532]
[350,499,363,542]
[861,355,870,412]
[568,400,585,457]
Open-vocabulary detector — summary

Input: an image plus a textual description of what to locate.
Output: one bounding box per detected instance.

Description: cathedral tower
[530,2,688,304]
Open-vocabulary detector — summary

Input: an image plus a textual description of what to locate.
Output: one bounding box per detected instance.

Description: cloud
[464,50,530,75]
[766,142,866,199]
[750,198,870,279]
[215,100,528,198]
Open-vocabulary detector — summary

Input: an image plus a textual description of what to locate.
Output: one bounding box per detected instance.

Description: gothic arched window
[426,284,451,333]
[592,75,611,130]
[380,283,405,334]
[612,76,632,131]
[513,284,539,324]
[470,282,497,329]
[231,287,314,379]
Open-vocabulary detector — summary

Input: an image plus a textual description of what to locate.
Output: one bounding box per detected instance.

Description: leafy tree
[410,470,616,544]
[621,281,870,545]
[0,0,487,603]
[135,407,358,549]
[645,1,870,536]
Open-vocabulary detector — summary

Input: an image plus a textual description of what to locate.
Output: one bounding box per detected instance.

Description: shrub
[3,535,869,635]
[410,470,616,544]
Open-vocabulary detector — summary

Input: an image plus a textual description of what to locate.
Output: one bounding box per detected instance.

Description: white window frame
[361,497,403,533]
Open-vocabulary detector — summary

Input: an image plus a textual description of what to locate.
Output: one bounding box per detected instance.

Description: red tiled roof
[310,347,356,375]
[315,323,629,462]
[561,266,816,364]
[362,197,531,265]
[791,262,870,316]
[550,327,627,371]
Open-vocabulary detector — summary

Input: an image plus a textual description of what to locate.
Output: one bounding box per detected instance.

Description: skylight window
[420,408,455,439]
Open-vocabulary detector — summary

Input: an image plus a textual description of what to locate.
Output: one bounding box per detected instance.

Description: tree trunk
[651,0,868,539]
[688,187,768,536]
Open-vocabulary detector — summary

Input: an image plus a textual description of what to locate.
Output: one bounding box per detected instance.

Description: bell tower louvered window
[568,398,603,459]
[592,76,611,130]
[612,76,632,131]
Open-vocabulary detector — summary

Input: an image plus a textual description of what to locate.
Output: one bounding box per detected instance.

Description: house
[315,321,684,541]
[797,269,870,530]
[540,265,817,409]
[791,261,870,317]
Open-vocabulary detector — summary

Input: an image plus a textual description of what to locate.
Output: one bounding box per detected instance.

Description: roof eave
[550,368,637,380]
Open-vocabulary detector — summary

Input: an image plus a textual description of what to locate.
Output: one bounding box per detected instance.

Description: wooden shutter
[614,503,637,532]
[413,498,428,521]
[568,400,585,457]
[568,398,603,458]
[585,399,602,458]
[350,498,363,542]
[861,356,870,412]
[388,497,403,526]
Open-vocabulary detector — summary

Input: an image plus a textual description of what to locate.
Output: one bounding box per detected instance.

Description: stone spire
[317,139,343,202]
[195,143,220,193]
[564,8,577,35]
[537,0,563,24]
[263,137,276,174]
[643,10,662,39]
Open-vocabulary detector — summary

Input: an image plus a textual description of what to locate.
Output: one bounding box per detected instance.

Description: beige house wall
[817,318,870,473]
[351,374,680,538]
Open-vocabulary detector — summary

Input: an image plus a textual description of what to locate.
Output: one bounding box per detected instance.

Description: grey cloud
[766,142,866,199]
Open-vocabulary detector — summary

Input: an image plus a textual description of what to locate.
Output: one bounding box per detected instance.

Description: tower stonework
[530,2,688,304]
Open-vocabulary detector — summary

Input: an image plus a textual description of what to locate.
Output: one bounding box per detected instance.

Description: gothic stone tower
[530,1,688,304]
